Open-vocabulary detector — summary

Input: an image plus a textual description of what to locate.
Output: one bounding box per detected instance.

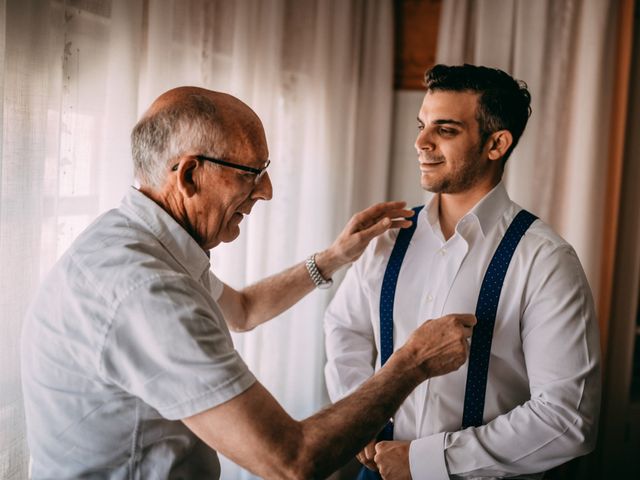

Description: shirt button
[426,294,434,302]
[440,248,447,256]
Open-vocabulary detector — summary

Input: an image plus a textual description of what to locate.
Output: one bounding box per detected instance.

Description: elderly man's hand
[315,201,414,278]
[331,201,414,264]
[356,439,378,472]
[374,441,411,480]
[404,313,476,381]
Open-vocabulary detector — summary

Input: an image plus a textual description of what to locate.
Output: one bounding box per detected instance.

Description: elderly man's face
[196,129,272,249]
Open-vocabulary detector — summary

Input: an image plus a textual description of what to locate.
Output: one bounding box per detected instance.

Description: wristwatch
[305,254,333,289]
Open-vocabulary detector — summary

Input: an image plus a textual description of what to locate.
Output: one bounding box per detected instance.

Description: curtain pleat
[436,0,619,302]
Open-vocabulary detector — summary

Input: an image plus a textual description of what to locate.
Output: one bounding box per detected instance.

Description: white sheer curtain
[139,1,393,477]
[436,0,619,300]
[0,1,393,478]
[0,1,143,477]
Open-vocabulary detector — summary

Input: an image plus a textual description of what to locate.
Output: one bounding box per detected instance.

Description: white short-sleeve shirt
[21,187,256,479]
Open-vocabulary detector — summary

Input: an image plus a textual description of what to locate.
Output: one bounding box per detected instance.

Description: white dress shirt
[22,187,255,479]
[324,183,601,479]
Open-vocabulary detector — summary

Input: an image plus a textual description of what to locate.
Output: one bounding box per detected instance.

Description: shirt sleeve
[208,270,224,300]
[409,244,601,479]
[324,253,377,402]
[99,273,256,420]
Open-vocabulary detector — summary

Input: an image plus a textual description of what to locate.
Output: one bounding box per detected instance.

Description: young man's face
[415,90,496,194]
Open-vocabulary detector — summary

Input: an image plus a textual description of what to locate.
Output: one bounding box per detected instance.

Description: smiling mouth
[419,161,444,170]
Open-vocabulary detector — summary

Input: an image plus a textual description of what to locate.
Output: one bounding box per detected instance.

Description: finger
[350,209,414,237]
[362,201,408,217]
[358,458,378,471]
[358,454,378,471]
[364,441,377,461]
[352,202,410,227]
[456,313,477,327]
[358,217,392,241]
[375,441,390,454]
[389,219,414,229]
[378,208,415,224]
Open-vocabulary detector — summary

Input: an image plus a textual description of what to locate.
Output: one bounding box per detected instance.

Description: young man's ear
[175,156,200,197]
[487,130,513,162]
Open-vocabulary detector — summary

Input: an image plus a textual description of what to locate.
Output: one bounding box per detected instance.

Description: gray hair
[131,94,224,188]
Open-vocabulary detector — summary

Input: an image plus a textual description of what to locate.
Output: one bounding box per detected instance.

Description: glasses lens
[254,160,270,184]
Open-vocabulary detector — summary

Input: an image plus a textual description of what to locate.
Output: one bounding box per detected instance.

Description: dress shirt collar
[423,181,511,240]
[120,187,211,281]
[470,181,511,237]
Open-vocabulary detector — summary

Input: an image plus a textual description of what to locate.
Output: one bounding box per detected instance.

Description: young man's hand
[375,440,411,480]
[356,438,378,471]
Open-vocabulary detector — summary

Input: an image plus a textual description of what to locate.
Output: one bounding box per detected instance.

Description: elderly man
[325,64,601,479]
[21,87,475,479]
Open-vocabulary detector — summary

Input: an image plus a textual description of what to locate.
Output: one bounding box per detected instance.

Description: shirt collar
[120,187,211,281]
[423,181,511,240]
[469,181,511,237]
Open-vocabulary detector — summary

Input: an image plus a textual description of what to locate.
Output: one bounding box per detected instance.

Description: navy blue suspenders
[377,206,425,440]
[356,206,424,480]
[383,207,537,429]
[461,209,537,427]
[357,207,536,479]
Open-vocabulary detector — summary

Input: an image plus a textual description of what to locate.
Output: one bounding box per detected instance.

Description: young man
[325,64,601,479]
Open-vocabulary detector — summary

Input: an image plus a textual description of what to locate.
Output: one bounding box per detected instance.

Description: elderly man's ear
[174,156,200,197]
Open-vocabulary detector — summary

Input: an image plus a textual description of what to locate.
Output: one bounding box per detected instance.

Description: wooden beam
[394,0,442,90]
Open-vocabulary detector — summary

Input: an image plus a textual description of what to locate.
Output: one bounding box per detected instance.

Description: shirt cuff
[409,432,449,480]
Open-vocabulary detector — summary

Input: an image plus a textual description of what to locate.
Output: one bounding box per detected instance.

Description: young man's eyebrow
[416,116,465,127]
[432,119,465,126]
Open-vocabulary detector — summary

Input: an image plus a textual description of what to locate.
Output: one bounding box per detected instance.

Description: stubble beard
[421,144,488,194]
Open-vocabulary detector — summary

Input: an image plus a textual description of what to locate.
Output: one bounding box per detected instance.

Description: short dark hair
[424,64,532,164]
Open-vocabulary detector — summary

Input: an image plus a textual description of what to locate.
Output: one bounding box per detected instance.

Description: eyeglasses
[172,155,271,185]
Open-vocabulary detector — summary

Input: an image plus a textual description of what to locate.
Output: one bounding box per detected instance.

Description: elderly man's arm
[218,201,413,332]
[183,313,475,480]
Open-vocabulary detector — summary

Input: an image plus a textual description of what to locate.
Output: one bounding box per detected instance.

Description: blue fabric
[379,206,424,368]
[356,466,382,480]
[356,206,423,480]
[461,209,537,428]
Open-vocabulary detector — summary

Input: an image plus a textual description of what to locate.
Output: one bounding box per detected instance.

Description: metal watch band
[305,254,333,289]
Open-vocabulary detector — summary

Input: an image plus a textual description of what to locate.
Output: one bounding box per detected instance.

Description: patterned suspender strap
[357,206,424,480]
[461,209,537,429]
[377,205,424,440]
